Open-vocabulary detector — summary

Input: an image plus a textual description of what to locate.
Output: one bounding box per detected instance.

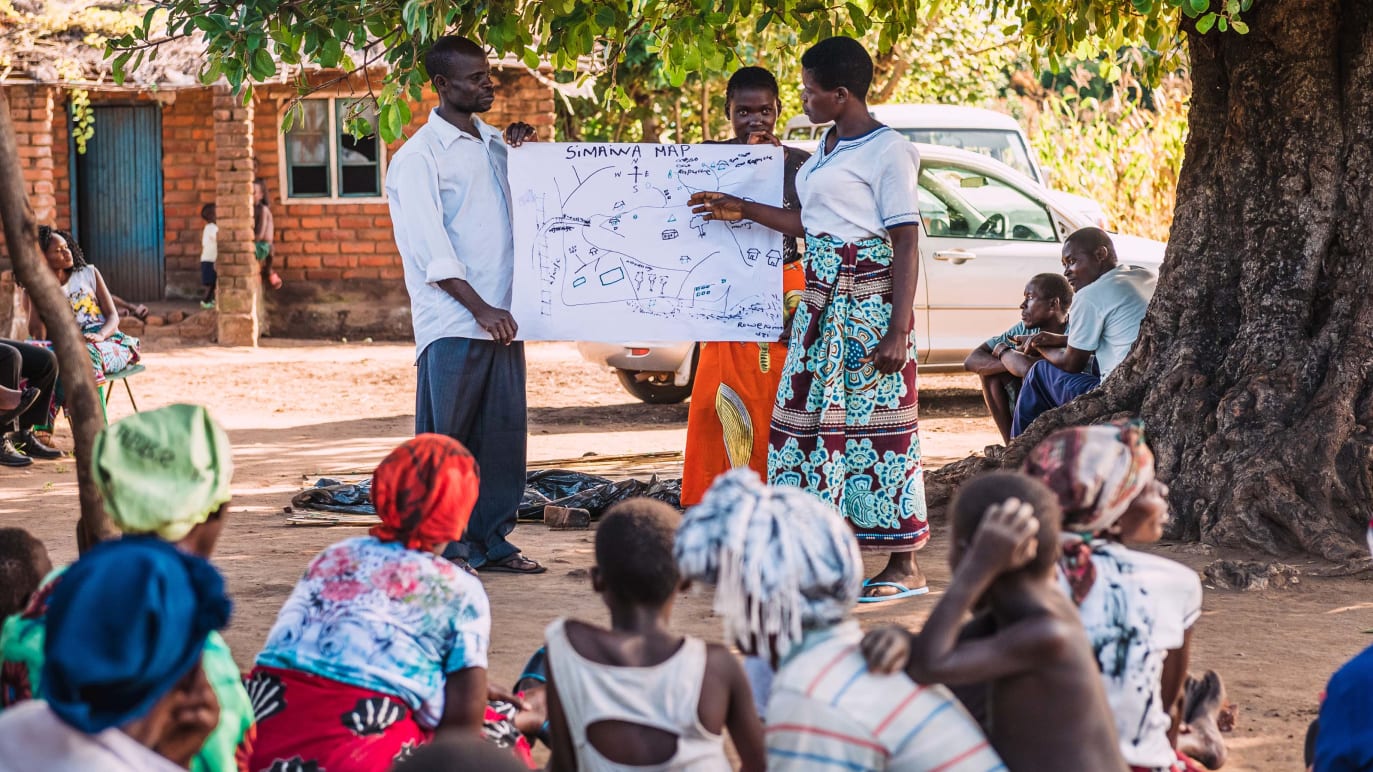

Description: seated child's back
[545,499,762,772]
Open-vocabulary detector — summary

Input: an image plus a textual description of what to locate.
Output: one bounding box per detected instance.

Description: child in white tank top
[544,500,763,772]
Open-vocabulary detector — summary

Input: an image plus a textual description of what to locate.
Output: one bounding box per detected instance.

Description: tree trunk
[0,87,115,551]
[932,0,1373,565]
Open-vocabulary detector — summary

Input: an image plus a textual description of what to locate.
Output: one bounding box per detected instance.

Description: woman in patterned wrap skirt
[690,36,929,602]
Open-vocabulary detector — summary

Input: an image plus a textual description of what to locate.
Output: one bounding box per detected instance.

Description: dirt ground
[2,338,1365,770]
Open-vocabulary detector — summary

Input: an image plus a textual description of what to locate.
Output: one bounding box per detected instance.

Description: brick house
[1,44,557,345]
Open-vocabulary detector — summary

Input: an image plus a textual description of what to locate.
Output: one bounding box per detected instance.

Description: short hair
[424,35,487,83]
[37,226,89,271]
[725,66,781,114]
[800,36,874,99]
[1029,272,1073,309]
[0,528,46,618]
[200,203,216,221]
[596,498,681,606]
[1064,226,1117,262]
[950,472,1062,576]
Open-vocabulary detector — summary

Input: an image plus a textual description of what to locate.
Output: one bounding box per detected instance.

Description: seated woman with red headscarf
[247,434,533,771]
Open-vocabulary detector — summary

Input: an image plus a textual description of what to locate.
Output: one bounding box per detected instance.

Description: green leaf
[1231,19,1250,33]
[320,37,342,68]
[594,6,616,29]
[522,48,541,69]
[1195,12,1217,33]
[251,47,276,80]
[1240,0,1254,9]
[200,58,223,85]
[1217,15,1228,30]
[754,11,773,33]
[380,102,404,143]
[1186,0,1208,15]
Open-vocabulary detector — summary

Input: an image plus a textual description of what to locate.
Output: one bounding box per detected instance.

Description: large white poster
[509,143,784,342]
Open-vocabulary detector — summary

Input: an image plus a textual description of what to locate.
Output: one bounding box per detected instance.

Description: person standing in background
[681,66,811,507]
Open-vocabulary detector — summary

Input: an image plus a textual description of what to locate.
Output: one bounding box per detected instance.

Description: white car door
[917,161,1068,366]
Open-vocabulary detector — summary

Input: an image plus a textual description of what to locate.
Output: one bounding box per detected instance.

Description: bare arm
[438,667,488,734]
[545,662,578,772]
[1000,349,1037,378]
[868,224,919,375]
[689,192,805,238]
[1034,345,1093,374]
[910,499,1066,685]
[713,646,766,772]
[1161,631,1193,747]
[965,344,1008,376]
[435,278,518,345]
[90,269,121,341]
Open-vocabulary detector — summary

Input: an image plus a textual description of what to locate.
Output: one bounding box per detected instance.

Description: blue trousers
[417,337,527,567]
[1011,359,1101,437]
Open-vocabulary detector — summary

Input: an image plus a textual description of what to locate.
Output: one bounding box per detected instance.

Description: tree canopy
[109,0,1251,143]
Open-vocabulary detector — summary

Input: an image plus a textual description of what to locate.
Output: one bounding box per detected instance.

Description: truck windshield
[894,129,1038,182]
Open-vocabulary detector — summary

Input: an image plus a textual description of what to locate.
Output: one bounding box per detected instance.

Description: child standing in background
[199,204,217,309]
[254,178,282,290]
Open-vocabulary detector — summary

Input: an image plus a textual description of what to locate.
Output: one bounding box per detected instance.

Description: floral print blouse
[256,536,491,728]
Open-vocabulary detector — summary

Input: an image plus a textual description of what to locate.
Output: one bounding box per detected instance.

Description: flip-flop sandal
[480,554,548,574]
[857,579,931,604]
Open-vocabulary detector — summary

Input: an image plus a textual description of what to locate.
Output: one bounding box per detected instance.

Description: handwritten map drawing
[509,143,784,342]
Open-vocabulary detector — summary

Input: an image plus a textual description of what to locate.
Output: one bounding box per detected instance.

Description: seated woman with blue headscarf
[0,537,232,771]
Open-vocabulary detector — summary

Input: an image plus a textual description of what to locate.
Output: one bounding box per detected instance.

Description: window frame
[278,96,389,205]
[917,162,1060,244]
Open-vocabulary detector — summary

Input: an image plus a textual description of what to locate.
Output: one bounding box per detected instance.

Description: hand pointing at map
[689,192,747,222]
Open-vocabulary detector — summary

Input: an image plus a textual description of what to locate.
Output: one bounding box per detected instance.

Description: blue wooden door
[73,104,164,301]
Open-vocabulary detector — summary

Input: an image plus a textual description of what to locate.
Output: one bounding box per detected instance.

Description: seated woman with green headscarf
[0,404,253,772]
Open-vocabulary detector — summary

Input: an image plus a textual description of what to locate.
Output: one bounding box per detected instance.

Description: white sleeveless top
[545,618,730,772]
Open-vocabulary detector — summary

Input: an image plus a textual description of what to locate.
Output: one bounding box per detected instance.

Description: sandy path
[0,339,1360,770]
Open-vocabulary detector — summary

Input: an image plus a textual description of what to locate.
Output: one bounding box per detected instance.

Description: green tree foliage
[109,0,1251,144]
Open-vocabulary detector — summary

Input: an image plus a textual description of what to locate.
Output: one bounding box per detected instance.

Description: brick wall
[256,65,555,339]
[0,84,57,266]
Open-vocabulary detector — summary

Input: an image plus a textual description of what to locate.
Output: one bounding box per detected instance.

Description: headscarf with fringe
[674,469,861,664]
[1023,420,1156,603]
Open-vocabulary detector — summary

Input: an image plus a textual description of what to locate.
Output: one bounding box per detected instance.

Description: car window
[897,128,1038,181]
[918,162,1057,242]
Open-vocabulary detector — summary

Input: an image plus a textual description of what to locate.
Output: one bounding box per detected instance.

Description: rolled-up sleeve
[388,153,468,284]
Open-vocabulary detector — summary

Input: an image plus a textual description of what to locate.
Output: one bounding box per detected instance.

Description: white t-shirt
[1060,542,1202,769]
[1066,265,1155,377]
[0,700,185,772]
[796,126,922,243]
[201,222,218,264]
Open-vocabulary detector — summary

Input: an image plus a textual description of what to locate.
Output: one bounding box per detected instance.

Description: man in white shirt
[385,35,543,574]
[1011,227,1155,437]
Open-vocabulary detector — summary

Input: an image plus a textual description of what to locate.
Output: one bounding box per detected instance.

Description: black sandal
[480,554,547,574]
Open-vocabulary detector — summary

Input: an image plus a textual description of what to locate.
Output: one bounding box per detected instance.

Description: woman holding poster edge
[689,36,929,603]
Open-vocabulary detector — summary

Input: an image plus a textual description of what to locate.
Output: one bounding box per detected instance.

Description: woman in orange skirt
[681,66,811,507]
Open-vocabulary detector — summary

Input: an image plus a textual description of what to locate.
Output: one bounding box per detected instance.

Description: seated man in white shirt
[1011,228,1155,437]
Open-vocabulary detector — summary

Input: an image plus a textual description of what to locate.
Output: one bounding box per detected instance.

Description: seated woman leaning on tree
[247,434,538,771]
[23,226,140,384]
